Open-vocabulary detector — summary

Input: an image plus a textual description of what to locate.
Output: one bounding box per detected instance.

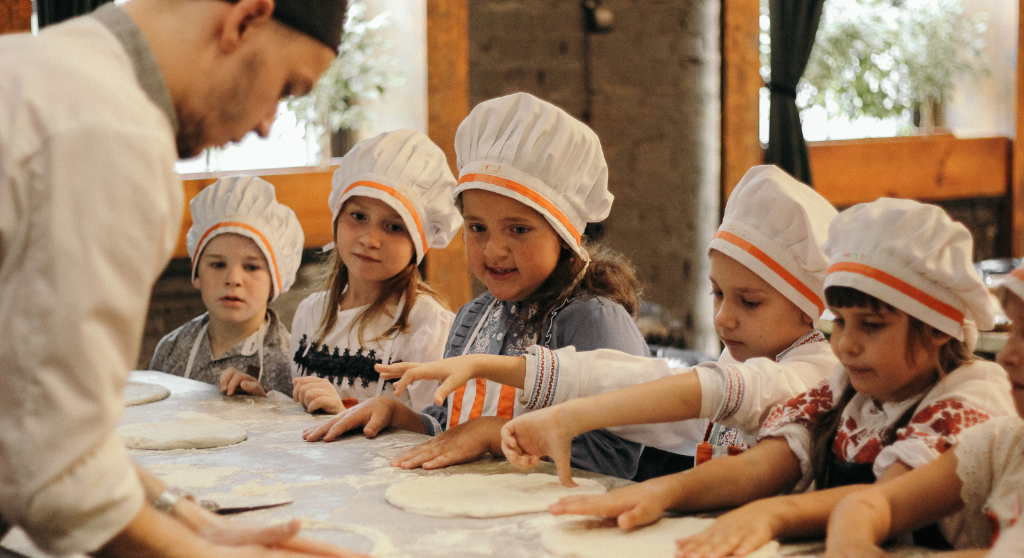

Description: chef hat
[274,0,349,52]
[708,166,837,327]
[995,263,1024,309]
[822,198,996,342]
[329,129,461,264]
[454,92,612,260]
[187,176,304,302]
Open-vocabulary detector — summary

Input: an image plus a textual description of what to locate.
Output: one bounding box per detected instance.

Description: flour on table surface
[294,518,400,558]
[117,412,247,450]
[124,380,171,406]
[385,473,606,518]
[540,515,781,558]
[147,463,241,489]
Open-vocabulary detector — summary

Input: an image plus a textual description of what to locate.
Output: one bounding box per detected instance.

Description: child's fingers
[618,503,663,530]
[302,417,339,441]
[390,443,436,469]
[675,530,742,558]
[240,379,266,397]
[552,451,576,487]
[224,373,246,396]
[375,361,420,379]
[433,375,466,405]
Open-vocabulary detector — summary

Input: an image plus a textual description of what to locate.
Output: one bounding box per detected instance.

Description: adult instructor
[0,1,366,557]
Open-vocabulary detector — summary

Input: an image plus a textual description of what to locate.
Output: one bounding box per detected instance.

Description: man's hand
[500,406,577,486]
[293,376,344,414]
[220,367,266,397]
[390,416,507,470]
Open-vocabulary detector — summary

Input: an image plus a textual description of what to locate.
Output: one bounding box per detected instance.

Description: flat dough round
[384,473,606,518]
[118,413,247,450]
[541,516,714,557]
[124,381,170,406]
[541,516,781,558]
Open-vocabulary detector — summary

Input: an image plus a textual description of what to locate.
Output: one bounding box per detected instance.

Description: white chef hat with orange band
[187,176,304,302]
[329,129,461,264]
[708,165,837,327]
[453,92,613,261]
[822,198,996,344]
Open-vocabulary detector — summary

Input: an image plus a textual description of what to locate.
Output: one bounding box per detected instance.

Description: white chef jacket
[955,415,1024,549]
[0,8,182,555]
[290,292,453,411]
[522,330,837,455]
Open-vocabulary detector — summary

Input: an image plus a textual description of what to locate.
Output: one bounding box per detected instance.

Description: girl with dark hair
[528,199,1012,557]
[303,93,650,480]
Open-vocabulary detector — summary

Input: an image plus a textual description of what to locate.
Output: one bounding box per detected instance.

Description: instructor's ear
[218,0,274,53]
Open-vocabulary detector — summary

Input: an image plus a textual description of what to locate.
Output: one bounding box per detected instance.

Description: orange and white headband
[454,162,588,259]
[191,221,284,300]
[824,254,968,341]
[708,224,826,326]
[331,180,430,264]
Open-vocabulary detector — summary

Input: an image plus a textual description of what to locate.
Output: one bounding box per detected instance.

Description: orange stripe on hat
[714,231,824,315]
[827,262,965,324]
[343,181,428,254]
[458,173,582,247]
[193,222,282,295]
[1011,268,1024,283]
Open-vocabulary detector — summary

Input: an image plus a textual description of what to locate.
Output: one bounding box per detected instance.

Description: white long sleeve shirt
[522,330,837,455]
[0,8,182,555]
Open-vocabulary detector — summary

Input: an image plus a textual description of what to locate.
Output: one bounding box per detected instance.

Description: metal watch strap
[152,490,180,514]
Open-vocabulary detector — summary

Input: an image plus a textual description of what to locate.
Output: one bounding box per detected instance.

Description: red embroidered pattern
[762,380,836,432]
[896,399,991,454]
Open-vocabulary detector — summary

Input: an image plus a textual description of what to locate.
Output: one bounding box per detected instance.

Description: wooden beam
[808,135,1010,207]
[176,169,336,259]
[426,0,473,311]
[721,0,764,199]
[1013,1,1024,256]
[0,0,32,34]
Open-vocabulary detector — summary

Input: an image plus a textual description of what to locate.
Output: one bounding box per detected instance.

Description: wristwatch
[152,490,180,514]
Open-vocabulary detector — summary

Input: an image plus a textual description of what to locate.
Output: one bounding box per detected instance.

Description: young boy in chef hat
[289,129,460,415]
[150,176,304,398]
[385,164,840,482]
[304,92,651,480]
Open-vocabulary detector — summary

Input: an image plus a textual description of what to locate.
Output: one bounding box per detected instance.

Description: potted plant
[285,0,403,159]
[800,0,988,134]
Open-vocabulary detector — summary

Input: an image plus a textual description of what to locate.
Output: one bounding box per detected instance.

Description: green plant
[801,0,988,128]
[285,1,403,134]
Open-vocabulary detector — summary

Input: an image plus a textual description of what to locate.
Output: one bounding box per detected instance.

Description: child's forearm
[826,489,893,550]
[667,438,803,512]
[769,484,877,540]
[468,354,528,388]
[550,372,705,439]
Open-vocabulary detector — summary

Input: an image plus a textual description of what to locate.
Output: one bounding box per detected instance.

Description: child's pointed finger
[224,373,245,396]
[433,375,465,405]
[376,361,419,380]
[552,451,577,487]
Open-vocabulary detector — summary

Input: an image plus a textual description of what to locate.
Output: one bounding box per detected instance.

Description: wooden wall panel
[0,0,32,34]
[1014,2,1024,256]
[177,169,336,259]
[425,0,472,310]
[808,135,1010,207]
[721,0,764,199]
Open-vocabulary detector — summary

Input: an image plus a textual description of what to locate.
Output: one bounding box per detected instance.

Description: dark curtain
[765,0,825,186]
[37,0,115,28]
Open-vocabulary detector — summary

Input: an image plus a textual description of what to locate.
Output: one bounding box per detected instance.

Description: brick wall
[469,0,722,351]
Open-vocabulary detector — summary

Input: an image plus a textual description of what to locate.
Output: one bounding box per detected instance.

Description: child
[385,164,841,482]
[150,176,303,398]
[303,92,650,480]
[541,199,1014,555]
[289,129,461,415]
[822,261,1024,558]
